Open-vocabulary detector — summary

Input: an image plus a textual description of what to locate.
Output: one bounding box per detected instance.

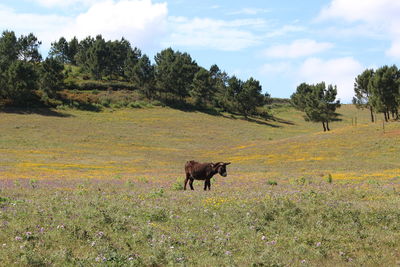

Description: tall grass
[0,104,399,265]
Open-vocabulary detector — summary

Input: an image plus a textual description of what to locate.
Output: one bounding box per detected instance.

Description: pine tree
[291,82,341,131]
[130,55,155,99]
[39,58,64,99]
[353,69,375,122]
[190,68,212,107]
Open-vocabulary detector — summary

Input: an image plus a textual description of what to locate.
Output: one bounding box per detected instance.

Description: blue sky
[1,0,400,102]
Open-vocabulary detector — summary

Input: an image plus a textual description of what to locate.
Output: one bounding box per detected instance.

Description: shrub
[151,100,163,106]
[29,179,38,189]
[63,78,78,89]
[110,101,128,109]
[125,180,135,188]
[267,180,278,186]
[100,98,111,107]
[128,101,152,109]
[294,176,309,185]
[149,188,165,198]
[138,177,149,183]
[128,101,142,108]
[77,80,136,91]
[327,174,333,183]
[171,178,184,191]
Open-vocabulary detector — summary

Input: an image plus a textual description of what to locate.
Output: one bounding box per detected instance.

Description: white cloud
[264,39,333,59]
[65,0,168,48]
[164,17,265,51]
[318,0,400,23]
[228,8,270,15]
[1,1,168,51]
[298,57,364,102]
[30,0,101,8]
[0,4,72,51]
[318,0,400,58]
[386,40,400,58]
[259,62,292,76]
[265,25,305,38]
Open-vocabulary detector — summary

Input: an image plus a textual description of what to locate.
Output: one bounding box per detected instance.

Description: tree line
[0,30,269,117]
[2,30,398,129]
[353,65,400,122]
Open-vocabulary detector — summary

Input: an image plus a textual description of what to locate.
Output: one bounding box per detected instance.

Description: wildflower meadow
[0,105,399,266]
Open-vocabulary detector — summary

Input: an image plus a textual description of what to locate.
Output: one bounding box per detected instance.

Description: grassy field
[0,105,400,265]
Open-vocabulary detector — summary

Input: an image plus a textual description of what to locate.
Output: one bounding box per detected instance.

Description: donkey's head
[212,162,231,177]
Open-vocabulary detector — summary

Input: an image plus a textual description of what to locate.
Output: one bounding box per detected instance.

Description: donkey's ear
[210,163,215,168]
[224,162,231,166]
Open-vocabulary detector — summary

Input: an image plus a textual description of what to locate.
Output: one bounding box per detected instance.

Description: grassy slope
[1,105,400,266]
[0,105,398,182]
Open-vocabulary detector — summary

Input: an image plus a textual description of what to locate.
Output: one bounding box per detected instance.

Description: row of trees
[291,82,341,131]
[353,65,400,122]
[51,35,269,115]
[1,31,269,116]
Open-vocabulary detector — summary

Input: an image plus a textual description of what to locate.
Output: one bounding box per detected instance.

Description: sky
[1,0,400,102]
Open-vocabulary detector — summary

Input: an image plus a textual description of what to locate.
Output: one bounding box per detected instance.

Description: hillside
[1,105,398,183]
[1,105,400,266]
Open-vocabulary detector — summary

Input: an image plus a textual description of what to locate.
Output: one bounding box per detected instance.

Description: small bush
[63,78,78,89]
[171,178,184,191]
[294,176,309,185]
[125,180,135,188]
[147,207,168,222]
[151,100,163,106]
[29,179,38,189]
[0,196,10,207]
[138,177,149,183]
[149,188,165,198]
[327,174,333,183]
[100,98,112,107]
[78,80,135,91]
[110,101,128,109]
[267,180,278,186]
[128,101,142,108]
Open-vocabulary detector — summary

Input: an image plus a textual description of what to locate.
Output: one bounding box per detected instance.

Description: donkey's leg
[184,173,190,190]
[189,179,194,190]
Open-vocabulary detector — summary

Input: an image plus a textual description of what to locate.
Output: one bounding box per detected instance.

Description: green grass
[0,104,399,265]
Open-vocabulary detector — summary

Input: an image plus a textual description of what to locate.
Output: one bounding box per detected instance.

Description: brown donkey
[184,161,231,190]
